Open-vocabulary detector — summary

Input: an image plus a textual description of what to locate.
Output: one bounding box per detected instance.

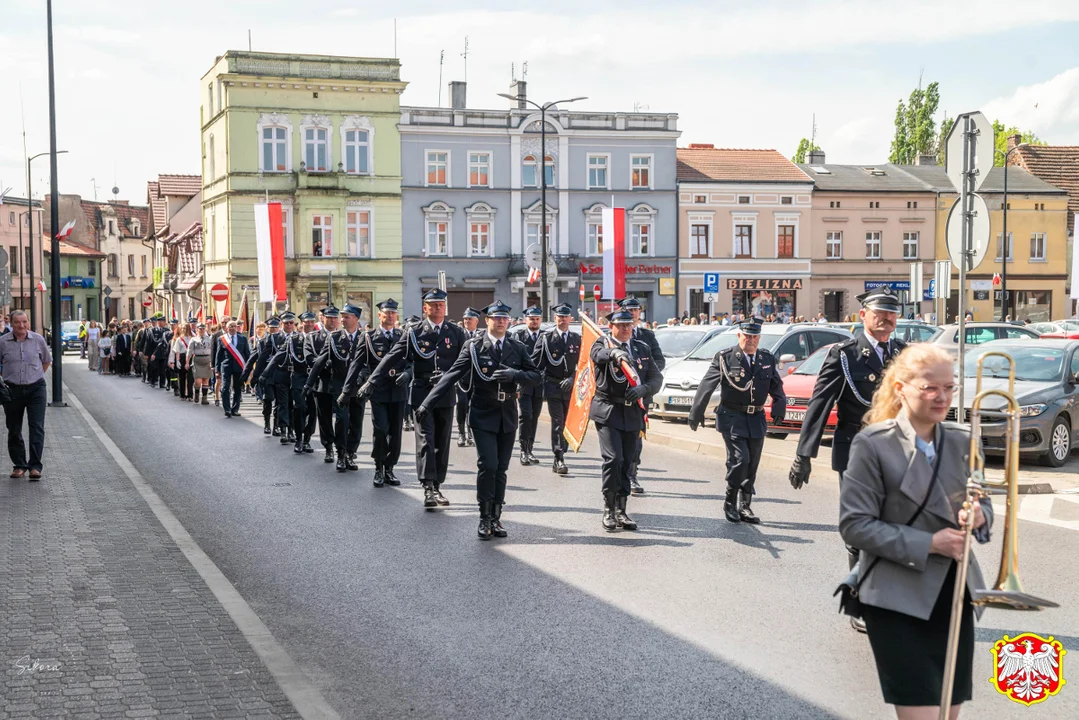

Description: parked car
[653,325,727,362]
[1029,321,1079,340]
[651,323,853,419]
[827,320,940,344]
[955,339,1079,467]
[764,342,840,438]
[930,322,1040,356]
[59,320,83,353]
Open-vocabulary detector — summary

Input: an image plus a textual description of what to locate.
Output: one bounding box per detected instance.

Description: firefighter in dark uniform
[272,311,316,454]
[590,308,664,532]
[401,314,422,434]
[364,289,468,508]
[166,318,179,395]
[455,307,482,447]
[688,317,786,524]
[304,306,340,464]
[146,315,170,389]
[532,302,580,475]
[341,298,408,488]
[308,303,363,472]
[788,287,905,631]
[516,305,545,465]
[273,312,298,444]
[618,297,664,494]
[246,315,286,437]
[419,300,540,540]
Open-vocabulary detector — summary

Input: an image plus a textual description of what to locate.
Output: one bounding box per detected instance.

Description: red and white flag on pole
[254,203,286,303]
[56,219,76,240]
[601,207,626,301]
[527,266,541,284]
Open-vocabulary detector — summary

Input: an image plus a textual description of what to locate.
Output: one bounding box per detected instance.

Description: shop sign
[659,278,675,296]
[578,262,673,277]
[973,290,991,300]
[865,280,910,291]
[726,278,803,290]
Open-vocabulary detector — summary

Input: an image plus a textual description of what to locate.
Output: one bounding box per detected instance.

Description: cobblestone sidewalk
[0,390,300,719]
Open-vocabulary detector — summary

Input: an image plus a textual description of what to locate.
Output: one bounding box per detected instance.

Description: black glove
[688,417,699,432]
[625,384,647,402]
[490,368,515,383]
[789,455,812,490]
[609,348,631,366]
[559,377,574,392]
[414,405,430,424]
[336,392,349,406]
[359,381,374,398]
[395,370,412,387]
[303,385,313,397]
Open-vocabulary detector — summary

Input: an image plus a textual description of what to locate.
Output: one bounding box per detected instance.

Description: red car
[765,343,838,438]
[1029,321,1079,340]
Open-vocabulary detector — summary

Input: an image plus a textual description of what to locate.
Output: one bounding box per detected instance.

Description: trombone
[939,350,1059,718]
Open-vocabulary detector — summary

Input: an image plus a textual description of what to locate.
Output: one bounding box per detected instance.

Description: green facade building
[200,51,407,320]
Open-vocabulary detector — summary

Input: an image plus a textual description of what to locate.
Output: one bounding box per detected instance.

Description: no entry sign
[210,283,229,302]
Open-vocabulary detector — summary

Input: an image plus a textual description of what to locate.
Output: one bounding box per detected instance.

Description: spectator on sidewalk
[0,314,8,336]
[86,320,101,371]
[78,320,87,358]
[97,330,113,375]
[0,310,52,480]
[114,321,133,376]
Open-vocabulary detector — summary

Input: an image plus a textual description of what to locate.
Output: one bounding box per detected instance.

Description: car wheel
[1040,417,1072,468]
[767,432,789,440]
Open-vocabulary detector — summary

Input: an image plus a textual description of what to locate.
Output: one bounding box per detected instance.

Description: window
[108,220,115,235]
[903,231,919,260]
[281,207,293,257]
[426,221,449,256]
[869,201,879,209]
[777,225,794,258]
[1030,232,1046,261]
[312,215,333,257]
[995,232,1014,261]
[587,222,603,256]
[128,255,135,277]
[468,152,491,187]
[694,195,707,204]
[8,246,16,275]
[631,155,651,188]
[738,196,751,205]
[630,223,651,256]
[588,155,608,189]
[865,231,881,259]
[346,210,371,258]
[344,129,369,174]
[826,231,842,259]
[907,201,919,209]
[469,222,490,256]
[107,254,118,278]
[775,333,811,362]
[690,224,709,258]
[522,155,537,187]
[525,221,553,249]
[734,225,753,258]
[207,83,213,118]
[262,126,288,172]
[426,151,448,186]
[304,127,329,172]
[141,256,147,277]
[208,135,215,179]
[88,260,96,277]
[781,196,793,205]
[8,212,13,224]
[829,200,841,209]
[543,155,554,187]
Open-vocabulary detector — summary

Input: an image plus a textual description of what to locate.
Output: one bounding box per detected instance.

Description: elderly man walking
[0,310,52,480]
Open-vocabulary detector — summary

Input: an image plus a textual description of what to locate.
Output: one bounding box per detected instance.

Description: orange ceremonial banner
[563,314,603,452]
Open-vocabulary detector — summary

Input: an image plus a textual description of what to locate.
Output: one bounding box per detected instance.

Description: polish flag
[56,219,76,240]
[254,203,286,303]
[527,266,541,284]
[601,207,626,301]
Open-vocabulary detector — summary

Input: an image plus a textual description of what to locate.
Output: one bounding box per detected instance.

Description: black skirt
[861,563,975,707]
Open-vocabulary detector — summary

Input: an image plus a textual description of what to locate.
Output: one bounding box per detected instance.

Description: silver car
[653,325,728,363]
[651,323,853,419]
[931,322,1040,357]
[955,339,1079,467]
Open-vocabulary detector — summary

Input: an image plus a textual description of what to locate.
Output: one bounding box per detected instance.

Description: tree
[888,80,941,164]
[792,138,821,163]
[936,116,954,166]
[992,120,1046,165]
[889,100,910,164]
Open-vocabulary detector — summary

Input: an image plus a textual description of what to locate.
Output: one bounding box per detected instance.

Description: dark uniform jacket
[532,328,581,396]
[796,332,908,472]
[688,346,786,439]
[515,326,546,397]
[308,329,360,397]
[248,332,287,385]
[213,333,251,374]
[269,331,312,378]
[369,319,469,409]
[632,325,665,371]
[304,329,331,393]
[344,327,409,403]
[589,337,664,432]
[146,327,170,360]
[425,333,541,432]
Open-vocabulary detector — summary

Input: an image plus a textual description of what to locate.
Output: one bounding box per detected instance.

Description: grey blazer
[839,411,994,621]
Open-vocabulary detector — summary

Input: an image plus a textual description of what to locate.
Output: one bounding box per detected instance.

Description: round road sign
[945,194,991,271]
[210,283,229,302]
[142,295,153,307]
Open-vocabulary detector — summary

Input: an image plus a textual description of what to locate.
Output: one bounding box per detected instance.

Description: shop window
[1016,290,1051,323]
[733,289,794,318]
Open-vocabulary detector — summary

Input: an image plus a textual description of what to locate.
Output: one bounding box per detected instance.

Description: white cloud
[983,67,1079,142]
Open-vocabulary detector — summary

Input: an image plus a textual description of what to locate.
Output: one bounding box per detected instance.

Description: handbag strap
[853,425,946,592]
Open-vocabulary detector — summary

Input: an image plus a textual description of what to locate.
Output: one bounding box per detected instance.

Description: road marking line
[993,495,1079,533]
[65,384,341,720]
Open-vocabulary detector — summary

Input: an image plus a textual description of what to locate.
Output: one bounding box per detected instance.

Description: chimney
[807,149,826,164]
[1007,134,1022,151]
[688,143,715,149]
[508,79,527,109]
[915,154,938,166]
[449,80,466,110]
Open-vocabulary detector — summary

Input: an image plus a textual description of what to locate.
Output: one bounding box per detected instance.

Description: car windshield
[61,321,82,333]
[1059,320,1079,332]
[795,345,833,375]
[687,327,783,360]
[656,329,711,358]
[963,346,1066,382]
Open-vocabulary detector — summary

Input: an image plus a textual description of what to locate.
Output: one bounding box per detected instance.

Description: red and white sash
[221,333,245,366]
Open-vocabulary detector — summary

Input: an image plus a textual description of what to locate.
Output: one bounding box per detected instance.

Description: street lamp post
[46,0,65,406]
[998,143,1027,321]
[498,93,587,320]
[25,149,67,333]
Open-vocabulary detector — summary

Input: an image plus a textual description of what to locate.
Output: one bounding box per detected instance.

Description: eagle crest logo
[990,632,1066,706]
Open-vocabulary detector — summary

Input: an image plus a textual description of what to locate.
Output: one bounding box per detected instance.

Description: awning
[176,272,204,292]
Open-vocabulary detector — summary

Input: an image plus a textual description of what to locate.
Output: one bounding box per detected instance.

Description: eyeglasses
[910,382,958,398]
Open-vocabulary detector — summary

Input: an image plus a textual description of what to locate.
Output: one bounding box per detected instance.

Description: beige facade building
[676,146,814,319]
[0,197,46,328]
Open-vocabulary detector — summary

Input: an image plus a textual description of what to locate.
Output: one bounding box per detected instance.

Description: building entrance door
[447,290,494,321]
[824,291,844,321]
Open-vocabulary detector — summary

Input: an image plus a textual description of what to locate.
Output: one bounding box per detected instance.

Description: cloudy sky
[3,0,1079,206]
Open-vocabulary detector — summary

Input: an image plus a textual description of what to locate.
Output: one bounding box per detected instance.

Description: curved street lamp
[26,149,68,332]
[497,93,588,320]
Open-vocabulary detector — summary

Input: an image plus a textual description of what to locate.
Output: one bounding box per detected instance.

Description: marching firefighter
[308,304,364,472]
[618,297,664,494]
[531,303,581,474]
[456,307,482,448]
[305,306,340,464]
[516,305,545,465]
[687,317,786,524]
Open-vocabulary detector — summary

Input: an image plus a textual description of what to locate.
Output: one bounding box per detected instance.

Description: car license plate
[667,396,693,406]
[785,411,805,422]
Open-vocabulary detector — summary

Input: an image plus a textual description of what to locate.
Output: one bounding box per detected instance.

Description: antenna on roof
[248,29,252,51]
[461,36,470,83]
[437,50,444,107]
[633,102,650,113]
[511,62,515,83]
[90,178,99,201]
[522,61,528,80]
[811,113,817,148]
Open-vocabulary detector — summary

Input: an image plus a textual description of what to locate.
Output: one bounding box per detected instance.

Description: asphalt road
[65,363,1079,719]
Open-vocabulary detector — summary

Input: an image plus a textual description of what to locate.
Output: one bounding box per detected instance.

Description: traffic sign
[704,272,720,294]
[210,283,229,302]
[579,285,585,302]
[928,279,936,299]
[0,247,8,269]
[945,111,995,193]
[103,285,112,297]
[703,292,718,304]
[945,195,990,271]
[142,295,153,307]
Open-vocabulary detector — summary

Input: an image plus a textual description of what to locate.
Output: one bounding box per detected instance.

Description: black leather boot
[602,493,618,532]
[346,453,358,471]
[434,484,450,506]
[477,502,493,540]
[739,491,760,524]
[324,446,335,464]
[490,503,507,537]
[264,420,272,435]
[272,426,281,437]
[457,427,467,447]
[723,487,741,523]
[519,448,530,466]
[423,483,438,508]
[615,496,638,531]
[552,457,568,475]
[466,427,474,447]
[384,467,401,486]
[373,465,385,487]
[302,441,314,453]
[293,438,304,454]
[335,454,347,473]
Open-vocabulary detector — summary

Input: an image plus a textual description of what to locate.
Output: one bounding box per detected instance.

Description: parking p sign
[704,273,719,294]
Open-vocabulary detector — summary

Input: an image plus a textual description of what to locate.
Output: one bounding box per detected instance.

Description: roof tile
[677,148,811,184]
[157,174,202,196]
[1012,145,1079,231]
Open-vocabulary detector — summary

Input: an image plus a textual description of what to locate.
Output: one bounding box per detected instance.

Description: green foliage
[936,116,954,166]
[888,100,909,164]
[792,138,821,163]
[992,120,1046,165]
[890,81,940,164]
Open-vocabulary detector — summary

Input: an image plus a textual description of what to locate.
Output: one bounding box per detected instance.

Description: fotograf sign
[865,280,910,291]
[578,262,673,277]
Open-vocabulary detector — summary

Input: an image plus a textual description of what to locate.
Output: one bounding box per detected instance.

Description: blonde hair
[863,343,954,426]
